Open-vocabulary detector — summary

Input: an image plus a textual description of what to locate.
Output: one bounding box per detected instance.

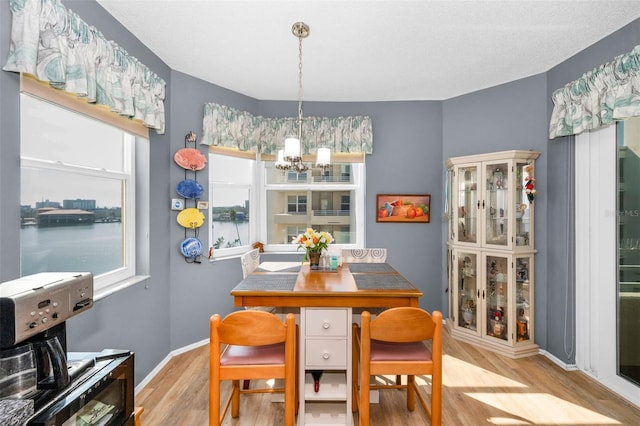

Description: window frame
[208,153,258,258]
[19,79,149,298]
[260,161,365,252]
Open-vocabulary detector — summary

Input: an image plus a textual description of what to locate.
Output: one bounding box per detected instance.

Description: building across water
[37,208,94,227]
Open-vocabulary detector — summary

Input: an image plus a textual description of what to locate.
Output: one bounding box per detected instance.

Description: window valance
[3,0,166,134]
[201,102,373,155]
[549,44,640,139]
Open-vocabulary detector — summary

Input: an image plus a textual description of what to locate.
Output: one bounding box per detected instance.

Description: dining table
[230,260,422,425]
[230,261,423,309]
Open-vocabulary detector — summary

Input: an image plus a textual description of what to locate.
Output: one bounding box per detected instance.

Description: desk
[231,262,422,308]
[231,262,422,426]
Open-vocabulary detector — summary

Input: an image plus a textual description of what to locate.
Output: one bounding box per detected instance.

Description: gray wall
[3,0,640,384]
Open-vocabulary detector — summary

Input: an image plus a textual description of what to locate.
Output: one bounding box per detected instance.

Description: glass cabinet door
[456,165,479,244]
[485,253,509,341]
[484,162,509,247]
[456,251,478,331]
[515,256,532,343]
[515,161,534,249]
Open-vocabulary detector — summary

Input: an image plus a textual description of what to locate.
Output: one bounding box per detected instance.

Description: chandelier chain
[297,32,304,140]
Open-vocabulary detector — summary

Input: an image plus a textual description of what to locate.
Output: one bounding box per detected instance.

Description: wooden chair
[352,308,442,426]
[209,310,297,426]
[133,406,144,426]
[341,248,387,263]
[240,249,276,314]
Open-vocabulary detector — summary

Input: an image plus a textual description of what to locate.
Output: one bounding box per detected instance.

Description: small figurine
[524,164,536,203]
[252,241,265,253]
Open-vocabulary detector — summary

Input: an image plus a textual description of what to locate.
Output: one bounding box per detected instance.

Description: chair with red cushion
[209,310,296,426]
[352,307,442,426]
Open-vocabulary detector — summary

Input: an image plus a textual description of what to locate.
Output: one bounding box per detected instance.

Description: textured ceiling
[96,0,640,101]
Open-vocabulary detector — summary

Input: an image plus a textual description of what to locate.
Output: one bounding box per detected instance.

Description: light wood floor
[136,329,640,425]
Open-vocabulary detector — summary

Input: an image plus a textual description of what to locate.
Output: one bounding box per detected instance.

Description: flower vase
[308,252,321,270]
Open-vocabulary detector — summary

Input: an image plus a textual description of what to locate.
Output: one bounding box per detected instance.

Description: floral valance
[3,0,166,134]
[201,102,373,155]
[549,44,640,139]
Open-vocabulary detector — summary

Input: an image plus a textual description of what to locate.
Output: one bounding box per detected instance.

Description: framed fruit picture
[376,194,431,223]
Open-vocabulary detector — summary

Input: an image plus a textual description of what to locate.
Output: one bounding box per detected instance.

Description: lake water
[212,221,249,248]
[20,221,251,276]
[21,223,123,276]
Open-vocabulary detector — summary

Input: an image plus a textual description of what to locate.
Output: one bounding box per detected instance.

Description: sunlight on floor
[442,354,527,388]
[470,393,621,425]
[441,355,621,425]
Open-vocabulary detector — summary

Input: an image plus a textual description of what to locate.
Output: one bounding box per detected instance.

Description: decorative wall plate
[180,237,203,257]
[174,148,207,171]
[176,179,204,199]
[177,208,205,229]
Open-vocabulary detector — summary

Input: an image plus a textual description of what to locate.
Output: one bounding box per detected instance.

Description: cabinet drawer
[305,339,347,368]
[305,309,348,337]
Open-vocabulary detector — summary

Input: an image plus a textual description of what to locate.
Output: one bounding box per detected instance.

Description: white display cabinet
[446,150,539,358]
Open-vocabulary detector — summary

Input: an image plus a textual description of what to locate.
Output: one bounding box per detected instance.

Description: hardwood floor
[136,328,640,425]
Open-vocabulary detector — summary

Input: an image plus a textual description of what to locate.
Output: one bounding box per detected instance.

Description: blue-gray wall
[3,0,640,384]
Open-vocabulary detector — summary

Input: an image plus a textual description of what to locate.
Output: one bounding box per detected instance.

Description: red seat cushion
[370,339,432,362]
[220,343,285,365]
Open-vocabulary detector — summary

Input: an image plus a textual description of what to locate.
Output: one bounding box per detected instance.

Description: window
[262,162,365,250]
[287,195,307,214]
[206,153,365,258]
[20,93,148,296]
[209,153,256,257]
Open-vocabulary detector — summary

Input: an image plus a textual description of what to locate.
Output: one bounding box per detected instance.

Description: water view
[212,220,250,249]
[21,223,123,276]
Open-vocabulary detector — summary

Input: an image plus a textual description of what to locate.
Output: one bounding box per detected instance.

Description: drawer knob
[322,321,330,329]
[322,352,330,360]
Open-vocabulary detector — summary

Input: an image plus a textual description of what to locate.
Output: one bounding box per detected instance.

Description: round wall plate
[176,179,204,199]
[174,148,207,171]
[177,208,205,229]
[180,237,203,257]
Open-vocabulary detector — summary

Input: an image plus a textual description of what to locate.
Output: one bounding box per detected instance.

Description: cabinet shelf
[304,372,347,401]
[304,403,349,425]
[299,308,352,425]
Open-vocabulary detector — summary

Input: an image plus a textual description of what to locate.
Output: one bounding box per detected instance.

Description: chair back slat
[341,248,387,263]
[240,248,261,278]
[217,310,287,346]
[369,307,436,343]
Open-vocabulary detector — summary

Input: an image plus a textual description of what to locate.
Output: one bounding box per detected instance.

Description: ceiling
[96,0,640,102]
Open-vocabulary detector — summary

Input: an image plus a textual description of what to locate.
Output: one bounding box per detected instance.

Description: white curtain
[3,0,166,134]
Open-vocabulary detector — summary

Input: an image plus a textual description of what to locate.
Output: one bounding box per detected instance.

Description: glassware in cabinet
[446,150,540,359]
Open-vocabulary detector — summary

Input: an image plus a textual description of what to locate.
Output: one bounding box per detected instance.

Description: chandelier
[276,22,331,173]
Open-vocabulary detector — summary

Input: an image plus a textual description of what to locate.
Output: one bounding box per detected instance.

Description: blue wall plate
[180,237,203,257]
[176,179,204,199]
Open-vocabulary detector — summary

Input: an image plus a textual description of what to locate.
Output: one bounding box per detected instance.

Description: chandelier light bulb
[316,147,331,167]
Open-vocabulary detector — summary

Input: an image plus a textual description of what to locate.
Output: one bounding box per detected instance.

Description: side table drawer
[305,308,348,337]
[305,339,347,368]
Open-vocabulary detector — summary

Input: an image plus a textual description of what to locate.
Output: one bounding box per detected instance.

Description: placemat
[233,274,297,291]
[347,263,395,273]
[255,265,301,273]
[353,274,414,290]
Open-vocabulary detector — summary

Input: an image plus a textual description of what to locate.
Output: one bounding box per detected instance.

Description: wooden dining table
[230,261,422,309]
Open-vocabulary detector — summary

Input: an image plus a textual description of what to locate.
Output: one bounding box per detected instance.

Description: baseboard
[538,349,578,371]
[135,338,209,395]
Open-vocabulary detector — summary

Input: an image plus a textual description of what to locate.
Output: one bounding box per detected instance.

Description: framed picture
[376,194,431,223]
